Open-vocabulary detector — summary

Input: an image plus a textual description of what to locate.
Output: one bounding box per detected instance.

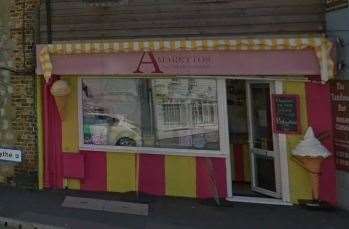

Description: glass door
[247,82,281,198]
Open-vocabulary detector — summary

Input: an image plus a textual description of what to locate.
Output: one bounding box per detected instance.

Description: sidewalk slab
[62,196,149,216]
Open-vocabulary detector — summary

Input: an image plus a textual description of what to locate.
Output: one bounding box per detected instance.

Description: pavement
[0,186,348,229]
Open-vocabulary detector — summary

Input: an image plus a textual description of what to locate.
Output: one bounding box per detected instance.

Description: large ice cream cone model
[295,156,324,200]
[292,127,331,201]
[50,80,71,121]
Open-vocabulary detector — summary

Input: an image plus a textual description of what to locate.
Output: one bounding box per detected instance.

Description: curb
[0,217,66,229]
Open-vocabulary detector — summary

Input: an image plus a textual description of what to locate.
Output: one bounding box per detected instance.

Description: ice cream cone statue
[292,127,331,201]
[50,80,71,121]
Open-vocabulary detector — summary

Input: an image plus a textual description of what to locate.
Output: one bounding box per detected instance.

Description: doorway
[226,79,281,199]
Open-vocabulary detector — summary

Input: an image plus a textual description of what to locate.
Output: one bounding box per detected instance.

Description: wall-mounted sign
[36,48,321,77]
[0,148,21,162]
[330,80,349,171]
[326,0,348,12]
[272,95,301,134]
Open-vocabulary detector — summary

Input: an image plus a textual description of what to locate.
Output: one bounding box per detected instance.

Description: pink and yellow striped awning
[39,37,334,82]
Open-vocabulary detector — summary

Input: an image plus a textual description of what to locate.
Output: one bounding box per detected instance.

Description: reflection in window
[250,84,273,151]
[81,78,220,151]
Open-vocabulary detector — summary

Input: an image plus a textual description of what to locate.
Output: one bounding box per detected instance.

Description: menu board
[272,95,301,134]
[330,80,349,171]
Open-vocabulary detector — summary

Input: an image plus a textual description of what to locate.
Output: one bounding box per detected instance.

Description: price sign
[272,95,301,134]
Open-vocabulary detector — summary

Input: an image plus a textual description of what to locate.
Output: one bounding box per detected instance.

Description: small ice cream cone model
[292,127,331,201]
[50,80,71,121]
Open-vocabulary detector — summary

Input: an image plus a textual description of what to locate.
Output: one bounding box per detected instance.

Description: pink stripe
[63,153,85,179]
[43,76,63,189]
[138,154,165,196]
[306,82,336,205]
[80,151,107,192]
[196,157,227,199]
[233,144,245,182]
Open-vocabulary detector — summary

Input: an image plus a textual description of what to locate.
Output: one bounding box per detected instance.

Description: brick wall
[8,0,40,187]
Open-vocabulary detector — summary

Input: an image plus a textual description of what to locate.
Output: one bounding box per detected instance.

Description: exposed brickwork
[8,0,40,186]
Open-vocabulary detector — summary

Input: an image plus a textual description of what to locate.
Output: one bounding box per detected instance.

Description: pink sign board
[36,46,321,77]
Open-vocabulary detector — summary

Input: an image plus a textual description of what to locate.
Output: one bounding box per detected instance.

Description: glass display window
[80,78,221,153]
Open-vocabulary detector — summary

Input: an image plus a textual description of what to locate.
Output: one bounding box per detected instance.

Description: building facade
[326,0,349,210]
[0,0,39,187]
[35,0,336,205]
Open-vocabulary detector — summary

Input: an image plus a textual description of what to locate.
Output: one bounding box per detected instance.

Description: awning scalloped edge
[39,37,334,83]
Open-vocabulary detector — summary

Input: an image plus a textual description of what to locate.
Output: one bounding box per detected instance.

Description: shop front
[36,37,337,205]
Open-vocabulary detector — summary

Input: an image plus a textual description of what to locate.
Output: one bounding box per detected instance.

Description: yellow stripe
[285,82,312,203]
[107,153,137,193]
[61,76,79,153]
[61,76,81,190]
[36,77,44,189]
[165,156,196,198]
[66,179,80,190]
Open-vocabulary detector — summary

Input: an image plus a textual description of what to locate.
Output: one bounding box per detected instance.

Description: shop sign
[0,148,21,162]
[326,0,348,12]
[36,47,321,77]
[271,95,301,134]
[330,80,349,171]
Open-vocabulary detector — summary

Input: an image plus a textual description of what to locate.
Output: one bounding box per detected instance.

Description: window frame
[78,76,229,158]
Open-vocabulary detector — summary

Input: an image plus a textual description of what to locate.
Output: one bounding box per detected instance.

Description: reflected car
[83,113,142,147]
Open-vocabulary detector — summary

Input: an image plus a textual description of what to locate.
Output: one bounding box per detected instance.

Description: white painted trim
[226,196,292,206]
[80,145,228,158]
[78,77,84,149]
[275,81,291,202]
[270,82,283,199]
[320,44,329,82]
[246,81,256,188]
[77,77,229,157]
[218,79,233,198]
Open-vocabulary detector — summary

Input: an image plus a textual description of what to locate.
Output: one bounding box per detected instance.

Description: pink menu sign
[36,47,321,77]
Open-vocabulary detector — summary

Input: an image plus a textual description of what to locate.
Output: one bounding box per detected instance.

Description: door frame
[246,81,281,198]
[223,78,290,203]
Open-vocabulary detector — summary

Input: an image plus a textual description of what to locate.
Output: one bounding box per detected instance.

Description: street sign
[0,148,21,162]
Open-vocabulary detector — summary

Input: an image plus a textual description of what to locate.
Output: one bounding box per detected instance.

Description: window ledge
[79,145,228,158]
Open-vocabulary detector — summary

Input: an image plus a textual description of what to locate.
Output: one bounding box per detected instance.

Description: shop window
[81,78,220,151]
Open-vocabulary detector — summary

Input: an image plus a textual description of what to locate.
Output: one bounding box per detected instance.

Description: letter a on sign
[134,52,163,74]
